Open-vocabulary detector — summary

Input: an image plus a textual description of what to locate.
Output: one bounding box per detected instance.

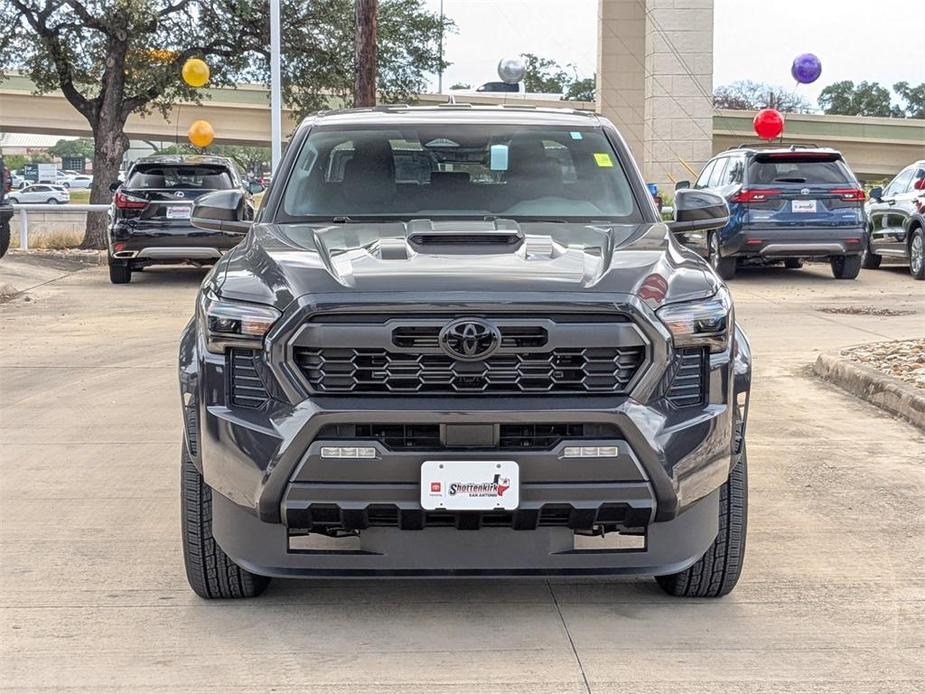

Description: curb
[813,352,925,431]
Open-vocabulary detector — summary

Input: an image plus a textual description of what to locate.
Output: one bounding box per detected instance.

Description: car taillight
[830,188,865,202]
[114,191,147,209]
[730,188,780,203]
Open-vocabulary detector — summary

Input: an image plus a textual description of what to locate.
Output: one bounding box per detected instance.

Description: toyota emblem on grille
[174,191,185,198]
[439,318,501,361]
[800,188,810,195]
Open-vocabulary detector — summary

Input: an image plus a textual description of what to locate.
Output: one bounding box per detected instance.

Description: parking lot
[1,256,923,693]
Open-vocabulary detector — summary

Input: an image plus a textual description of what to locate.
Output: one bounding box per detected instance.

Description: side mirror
[675,180,691,191]
[191,190,252,234]
[868,186,883,201]
[247,181,265,195]
[667,189,730,234]
[109,181,121,192]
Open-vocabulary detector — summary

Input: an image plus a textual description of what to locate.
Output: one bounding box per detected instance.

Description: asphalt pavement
[1,255,923,693]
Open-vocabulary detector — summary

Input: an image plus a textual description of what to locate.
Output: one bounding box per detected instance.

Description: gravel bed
[841,339,925,390]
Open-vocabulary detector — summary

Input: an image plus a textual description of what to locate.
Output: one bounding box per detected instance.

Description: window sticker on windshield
[594,152,613,168]
[489,144,509,171]
[570,131,583,140]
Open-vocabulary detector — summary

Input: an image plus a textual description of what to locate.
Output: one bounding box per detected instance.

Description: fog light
[563,446,619,458]
[321,446,376,459]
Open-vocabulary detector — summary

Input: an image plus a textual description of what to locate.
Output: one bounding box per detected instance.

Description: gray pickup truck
[178,105,751,599]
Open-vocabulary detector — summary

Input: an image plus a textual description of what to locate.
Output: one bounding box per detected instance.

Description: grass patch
[10,230,84,250]
[67,189,92,204]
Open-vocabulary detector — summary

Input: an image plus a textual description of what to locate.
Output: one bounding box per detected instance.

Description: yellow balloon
[182,58,210,88]
[187,120,214,148]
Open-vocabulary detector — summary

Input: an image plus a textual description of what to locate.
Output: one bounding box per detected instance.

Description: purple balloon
[791,53,822,84]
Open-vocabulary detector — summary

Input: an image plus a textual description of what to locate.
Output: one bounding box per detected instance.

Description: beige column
[598,0,714,190]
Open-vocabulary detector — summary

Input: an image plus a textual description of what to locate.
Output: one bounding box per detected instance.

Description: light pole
[270,0,282,172]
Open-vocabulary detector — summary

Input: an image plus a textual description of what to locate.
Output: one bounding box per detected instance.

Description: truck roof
[304,104,601,128]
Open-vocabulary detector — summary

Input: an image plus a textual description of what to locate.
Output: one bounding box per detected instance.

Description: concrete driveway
[1,256,923,693]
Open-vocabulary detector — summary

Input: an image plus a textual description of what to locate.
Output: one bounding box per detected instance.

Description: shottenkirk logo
[449,474,511,498]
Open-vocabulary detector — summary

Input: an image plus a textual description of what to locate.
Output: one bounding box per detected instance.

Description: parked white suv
[7,184,70,204]
[62,174,93,189]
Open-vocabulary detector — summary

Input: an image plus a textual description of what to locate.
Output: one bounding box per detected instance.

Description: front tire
[909,227,924,280]
[830,254,862,279]
[709,231,737,280]
[656,444,748,598]
[45,198,58,205]
[181,442,271,599]
[861,234,882,269]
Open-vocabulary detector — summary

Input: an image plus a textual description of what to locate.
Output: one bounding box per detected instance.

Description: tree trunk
[81,120,128,250]
[354,0,377,107]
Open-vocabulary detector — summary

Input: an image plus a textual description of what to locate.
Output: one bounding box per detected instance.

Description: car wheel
[861,234,882,269]
[108,261,132,284]
[784,258,803,269]
[656,424,747,598]
[910,227,925,280]
[181,440,271,599]
[830,254,862,280]
[0,221,10,258]
[709,232,737,280]
[8,197,18,205]
[45,198,58,205]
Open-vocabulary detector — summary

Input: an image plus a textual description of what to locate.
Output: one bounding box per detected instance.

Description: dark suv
[107,155,260,284]
[680,145,867,280]
[863,160,925,280]
[177,106,751,599]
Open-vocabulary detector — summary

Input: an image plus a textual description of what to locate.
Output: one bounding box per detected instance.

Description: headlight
[199,293,280,353]
[657,286,732,353]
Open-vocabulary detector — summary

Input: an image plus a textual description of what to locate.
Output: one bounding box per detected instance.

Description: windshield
[280,124,642,222]
[127,165,234,190]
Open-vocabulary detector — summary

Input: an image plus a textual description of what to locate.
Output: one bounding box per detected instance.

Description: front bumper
[721,225,866,258]
[179,297,751,578]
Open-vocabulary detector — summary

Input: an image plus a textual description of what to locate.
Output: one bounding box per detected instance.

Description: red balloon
[753,108,784,140]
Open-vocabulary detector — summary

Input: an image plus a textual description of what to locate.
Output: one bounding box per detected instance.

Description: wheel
[830,254,862,279]
[709,232,737,280]
[910,227,924,280]
[861,234,882,269]
[45,198,58,204]
[783,258,803,269]
[108,261,132,284]
[181,441,271,599]
[0,221,10,258]
[8,197,18,204]
[656,439,748,598]
[63,183,70,189]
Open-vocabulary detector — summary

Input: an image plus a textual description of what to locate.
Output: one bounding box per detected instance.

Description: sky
[422,0,925,108]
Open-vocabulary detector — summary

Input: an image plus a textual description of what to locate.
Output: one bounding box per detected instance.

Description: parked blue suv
[677,145,867,279]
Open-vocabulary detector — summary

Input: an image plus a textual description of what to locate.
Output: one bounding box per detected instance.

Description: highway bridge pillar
[598,0,714,190]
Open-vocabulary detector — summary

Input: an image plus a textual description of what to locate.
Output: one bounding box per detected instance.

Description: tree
[48,138,95,159]
[894,82,925,119]
[3,154,28,171]
[817,80,903,118]
[354,0,377,107]
[713,80,811,113]
[156,143,270,175]
[520,53,570,94]
[2,1,258,248]
[449,82,471,90]
[1,0,448,248]
[565,76,595,102]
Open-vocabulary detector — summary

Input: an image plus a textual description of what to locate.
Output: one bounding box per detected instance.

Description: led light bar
[562,446,620,458]
[320,446,377,459]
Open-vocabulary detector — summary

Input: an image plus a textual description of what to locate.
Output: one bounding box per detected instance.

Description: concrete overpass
[3,61,923,184]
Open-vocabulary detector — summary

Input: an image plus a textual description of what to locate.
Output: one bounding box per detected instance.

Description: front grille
[229,349,270,408]
[287,502,650,532]
[316,422,620,450]
[294,347,644,394]
[393,324,548,350]
[665,349,707,408]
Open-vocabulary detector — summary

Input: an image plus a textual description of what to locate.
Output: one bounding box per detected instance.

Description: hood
[215,220,719,309]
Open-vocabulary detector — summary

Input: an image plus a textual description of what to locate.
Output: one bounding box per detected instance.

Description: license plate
[420,460,519,511]
[791,199,817,213]
[166,205,191,219]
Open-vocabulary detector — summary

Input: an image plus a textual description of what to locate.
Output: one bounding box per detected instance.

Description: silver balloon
[497,57,525,85]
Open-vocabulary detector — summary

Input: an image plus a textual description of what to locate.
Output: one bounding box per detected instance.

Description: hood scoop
[406,218,524,253]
